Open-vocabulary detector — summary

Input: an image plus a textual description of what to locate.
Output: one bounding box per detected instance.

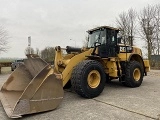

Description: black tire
[122,61,143,87]
[71,60,106,98]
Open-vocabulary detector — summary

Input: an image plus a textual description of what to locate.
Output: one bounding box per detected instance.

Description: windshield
[87,30,106,48]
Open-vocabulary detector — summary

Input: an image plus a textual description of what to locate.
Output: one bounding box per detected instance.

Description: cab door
[98,29,118,58]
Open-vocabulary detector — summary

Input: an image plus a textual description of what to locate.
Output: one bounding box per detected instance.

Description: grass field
[0,58,15,62]
[0,67,12,75]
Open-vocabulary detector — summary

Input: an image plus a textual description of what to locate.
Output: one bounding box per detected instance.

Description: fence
[151,55,160,69]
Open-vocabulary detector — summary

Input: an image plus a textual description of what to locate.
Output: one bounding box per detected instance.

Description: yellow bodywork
[143,60,150,72]
[54,46,150,86]
[103,58,119,77]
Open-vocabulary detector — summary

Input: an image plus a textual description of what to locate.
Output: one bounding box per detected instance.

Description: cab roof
[87,26,119,33]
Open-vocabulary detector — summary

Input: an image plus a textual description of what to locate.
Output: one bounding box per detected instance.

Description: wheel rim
[87,70,101,88]
[133,68,141,81]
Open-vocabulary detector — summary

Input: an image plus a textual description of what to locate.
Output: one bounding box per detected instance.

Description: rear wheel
[71,60,106,98]
[122,61,143,87]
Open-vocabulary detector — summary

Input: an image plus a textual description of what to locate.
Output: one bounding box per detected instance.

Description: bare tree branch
[138,4,156,60]
[0,26,9,53]
[24,47,35,55]
[153,4,160,55]
[116,8,137,45]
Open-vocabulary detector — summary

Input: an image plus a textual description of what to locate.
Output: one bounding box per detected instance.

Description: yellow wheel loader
[0,26,150,118]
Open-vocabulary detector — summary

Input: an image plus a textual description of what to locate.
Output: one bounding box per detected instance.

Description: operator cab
[87,26,119,58]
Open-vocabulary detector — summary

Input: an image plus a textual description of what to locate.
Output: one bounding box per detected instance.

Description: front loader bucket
[0,55,63,118]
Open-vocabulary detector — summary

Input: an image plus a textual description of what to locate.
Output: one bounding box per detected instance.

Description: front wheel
[122,61,143,87]
[71,60,106,98]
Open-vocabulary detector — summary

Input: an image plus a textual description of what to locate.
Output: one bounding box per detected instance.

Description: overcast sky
[0,0,160,58]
